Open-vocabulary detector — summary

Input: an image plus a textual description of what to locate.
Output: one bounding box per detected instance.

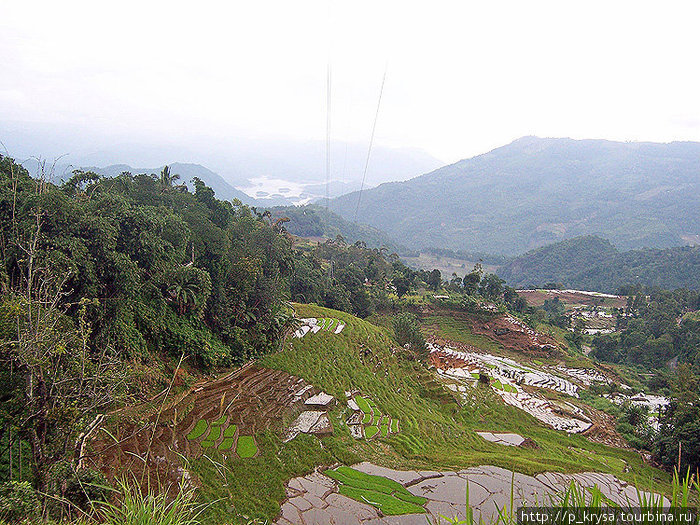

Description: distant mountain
[269,204,412,255]
[20,160,255,204]
[330,136,700,255]
[94,163,255,204]
[3,120,443,204]
[498,235,700,292]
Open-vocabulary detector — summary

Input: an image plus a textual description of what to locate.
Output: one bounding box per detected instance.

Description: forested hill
[329,136,700,255]
[90,162,255,204]
[268,204,412,255]
[20,160,256,204]
[497,235,700,292]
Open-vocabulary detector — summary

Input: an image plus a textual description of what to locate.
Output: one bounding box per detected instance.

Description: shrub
[0,481,40,523]
[64,468,111,510]
[393,313,427,357]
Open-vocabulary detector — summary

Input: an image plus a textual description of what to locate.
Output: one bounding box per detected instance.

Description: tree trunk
[26,370,47,496]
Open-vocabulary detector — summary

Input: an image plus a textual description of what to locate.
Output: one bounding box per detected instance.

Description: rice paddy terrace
[88,303,668,523]
[429,343,595,433]
[346,393,401,439]
[276,463,665,525]
[86,364,337,489]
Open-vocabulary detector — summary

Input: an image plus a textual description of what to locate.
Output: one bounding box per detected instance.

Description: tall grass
[98,479,206,525]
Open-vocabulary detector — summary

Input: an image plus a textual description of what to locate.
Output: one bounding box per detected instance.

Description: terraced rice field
[236,436,258,458]
[277,463,666,525]
[87,365,327,489]
[293,317,346,338]
[429,344,593,433]
[492,379,517,393]
[324,466,427,515]
[347,394,400,440]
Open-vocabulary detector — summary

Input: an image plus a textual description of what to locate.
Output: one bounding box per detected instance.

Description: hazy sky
[3,0,700,163]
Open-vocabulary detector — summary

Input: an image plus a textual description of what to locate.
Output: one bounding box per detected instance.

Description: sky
[2,0,700,164]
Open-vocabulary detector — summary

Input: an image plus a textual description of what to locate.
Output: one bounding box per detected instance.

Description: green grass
[191,430,349,524]
[491,378,517,392]
[207,425,221,442]
[183,303,673,523]
[212,414,227,426]
[380,422,389,437]
[186,420,208,441]
[423,313,504,354]
[365,425,379,439]
[236,435,257,458]
[338,485,425,515]
[99,478,205,525]
[217,437,236,451]
[261,305,667,482]
[390,419,399,433]
[223,424,237,438]
[327,466,427,515]
[354,395,371,414]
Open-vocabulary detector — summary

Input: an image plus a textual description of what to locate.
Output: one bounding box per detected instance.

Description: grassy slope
[423,313,504,354]
[194,303,668,523]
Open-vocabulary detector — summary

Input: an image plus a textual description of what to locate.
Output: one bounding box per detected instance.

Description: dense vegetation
[0,156,299,515]
[0,156,445,519]
[572,287,700,473]
[591,288,700,369]
[289,236,463,318]
[1,152,699,523]
[87,162,254,204]
[268,203,411,255]
[330,136,700,255]
[498,235,700,293]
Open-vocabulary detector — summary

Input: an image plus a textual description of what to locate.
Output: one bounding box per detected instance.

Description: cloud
[2,0,700,163]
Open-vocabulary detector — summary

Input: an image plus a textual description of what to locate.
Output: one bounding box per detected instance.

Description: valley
[0,155,697,525]
[5,1,700,522]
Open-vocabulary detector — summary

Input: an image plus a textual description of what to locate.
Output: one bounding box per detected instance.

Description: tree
[427,269,442,291]
[479,273,504,301]
[158,165,181,192]
[392,274,412,298]
[653,364,700,473]
[165,266,211,317]
[393,313,427,357]
[463,264,483,295]
[0,169,124,503]
[449,272,462,291]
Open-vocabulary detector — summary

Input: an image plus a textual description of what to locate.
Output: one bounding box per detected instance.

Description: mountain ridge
[330,136,700,255]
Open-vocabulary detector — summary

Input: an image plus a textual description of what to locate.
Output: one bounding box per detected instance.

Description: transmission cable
[354,64,387,222]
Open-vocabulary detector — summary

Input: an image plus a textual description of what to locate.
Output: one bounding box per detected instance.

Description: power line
[325,60,332,210]
[354,64,387,222]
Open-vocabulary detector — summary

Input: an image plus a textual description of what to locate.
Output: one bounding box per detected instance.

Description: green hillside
[498,235,700,292]
[191,303,667,523]
[268,203,411,255]
[330,137,700,255]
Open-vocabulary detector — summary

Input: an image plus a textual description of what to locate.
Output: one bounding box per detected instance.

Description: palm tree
[159,166,180,192]
[167,279,199,315]
[269,301,302,350]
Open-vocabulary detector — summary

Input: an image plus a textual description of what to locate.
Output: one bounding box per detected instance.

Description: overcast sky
[2,0,700,164]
